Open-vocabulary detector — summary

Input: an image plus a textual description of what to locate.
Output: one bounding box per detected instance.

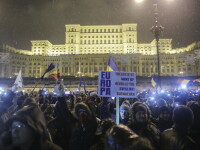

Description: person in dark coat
[187,101,200,148]
[47,97,77,150]
[155,106,173,132]
[105,124,139,150]
[0,105,63,150]
[125,137,154,150]
[69,102,99,150]
[160,105,198,150]
[90,118,116,150]
[97,97,111,120]
[129,102,160,149]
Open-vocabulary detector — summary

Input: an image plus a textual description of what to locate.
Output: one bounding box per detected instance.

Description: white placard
[98,71,136,98]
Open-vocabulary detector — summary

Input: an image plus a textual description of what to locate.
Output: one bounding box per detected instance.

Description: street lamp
[151,3,164,89]
[135,0,164,89]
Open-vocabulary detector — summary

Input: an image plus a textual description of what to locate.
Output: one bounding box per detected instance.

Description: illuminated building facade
[0,24,200,78]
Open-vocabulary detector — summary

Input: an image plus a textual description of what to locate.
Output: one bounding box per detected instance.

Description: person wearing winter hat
[160,105,198,150]
[187,101,200,148]
[129,102,160,149]
[155,106,173,132]
[0,105,63,150]
[47,97,77,150]
[90,118,116,150]
[69,102,99,150]
[119,104,130,125]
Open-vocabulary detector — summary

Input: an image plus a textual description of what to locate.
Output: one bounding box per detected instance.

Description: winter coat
[129,122,160,149]
[47,97,77,150]
[160,126,198,150]
[0,105,63,150]
[69,102,99,150]
[129,102,160,149]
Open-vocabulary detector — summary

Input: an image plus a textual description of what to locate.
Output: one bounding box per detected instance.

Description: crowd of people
[0,83,199,150]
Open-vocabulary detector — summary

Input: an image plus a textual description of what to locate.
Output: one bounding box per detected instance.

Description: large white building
[0,24,200,78]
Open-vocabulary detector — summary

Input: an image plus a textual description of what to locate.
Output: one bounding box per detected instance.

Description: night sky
[0,0,199,50]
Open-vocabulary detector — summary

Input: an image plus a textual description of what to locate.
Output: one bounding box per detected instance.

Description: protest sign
[98,71,136,98]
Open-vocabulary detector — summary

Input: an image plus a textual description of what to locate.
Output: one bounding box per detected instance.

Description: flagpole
[116,97,120,124]
[31,79,42,94]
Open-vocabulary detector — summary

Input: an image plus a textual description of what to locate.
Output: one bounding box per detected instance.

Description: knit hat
[173,105,194,127]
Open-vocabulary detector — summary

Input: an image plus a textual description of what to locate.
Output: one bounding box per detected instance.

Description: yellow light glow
[135,0,144,3]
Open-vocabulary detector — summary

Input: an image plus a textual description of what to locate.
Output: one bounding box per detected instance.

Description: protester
[48,97,77,150]
[160,105,198,150]
[155,106,172,132]
[90,118,116,150]
[119,104,130,125]
[97,97,111,120]
[129,102,160,149]
[69,102,99,150]
[187,101,200,148]
[105,124,139,150]
[0,105,63,150]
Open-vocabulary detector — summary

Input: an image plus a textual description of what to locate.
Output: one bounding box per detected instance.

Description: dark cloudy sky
[0,0,199,50]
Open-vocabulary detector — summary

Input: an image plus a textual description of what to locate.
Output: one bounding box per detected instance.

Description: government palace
[0,24,200,78]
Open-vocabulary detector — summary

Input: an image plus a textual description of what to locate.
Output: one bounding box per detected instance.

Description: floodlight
[135,0,144,3]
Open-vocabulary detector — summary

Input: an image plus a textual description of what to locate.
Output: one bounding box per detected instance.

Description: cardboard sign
[98,71,136,98]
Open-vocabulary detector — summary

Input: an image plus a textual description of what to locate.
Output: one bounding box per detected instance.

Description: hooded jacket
[70,102,98,150]
[160,105,198,150]
[1,105,62,150]
[47,97,77,150]
[129,102,160,149]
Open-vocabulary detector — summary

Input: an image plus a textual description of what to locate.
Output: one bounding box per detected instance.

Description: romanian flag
[193,78,200,82]
[41,63,60,80]
[151,75,158,88]
[106,57,119,71]
[177,79,192,87]
[193,78,200,85]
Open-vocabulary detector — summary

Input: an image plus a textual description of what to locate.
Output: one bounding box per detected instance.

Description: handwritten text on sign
[98,71,136,98]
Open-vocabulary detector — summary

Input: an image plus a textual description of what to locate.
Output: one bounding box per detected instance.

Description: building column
[0,64,5,77]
